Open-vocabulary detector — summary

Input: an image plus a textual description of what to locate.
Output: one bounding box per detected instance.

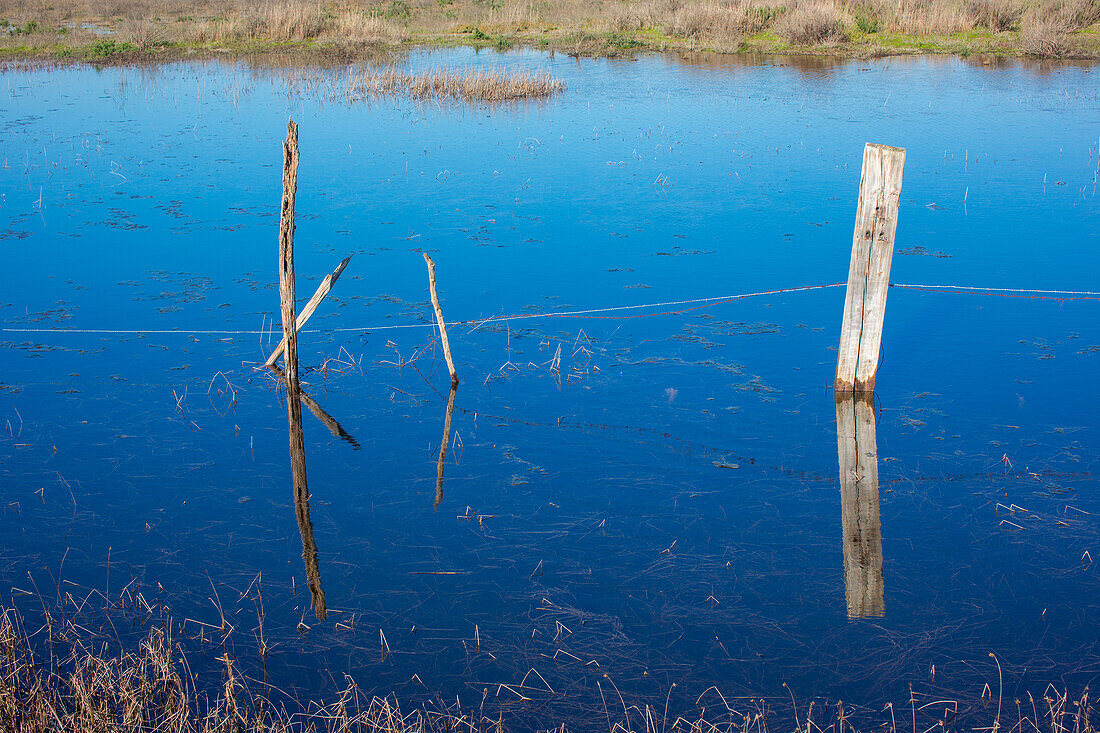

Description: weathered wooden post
[835,394,884,618]
[278,119,302,392]
[835,143,906,394]
[423,253,460,388]
[276,120,326,620]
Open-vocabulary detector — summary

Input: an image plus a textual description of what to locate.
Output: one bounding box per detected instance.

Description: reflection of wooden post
[836,143,905,394]
[278,119,302,392]
[434,384,458,507]
[288,387,327,621]
[835,394,884,618]
[422,254,459,388]
[269,364,360,449]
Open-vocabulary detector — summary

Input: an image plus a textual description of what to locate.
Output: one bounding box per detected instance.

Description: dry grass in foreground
[0,0,1098,60]
[1,602,1098,733]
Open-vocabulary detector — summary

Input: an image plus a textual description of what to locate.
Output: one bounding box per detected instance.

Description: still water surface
[1,49,1098,728]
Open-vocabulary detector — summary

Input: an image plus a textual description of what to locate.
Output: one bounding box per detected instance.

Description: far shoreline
[2,33,1099,71]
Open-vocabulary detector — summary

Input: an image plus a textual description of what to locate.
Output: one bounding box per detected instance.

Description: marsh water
[1,49,1098,729]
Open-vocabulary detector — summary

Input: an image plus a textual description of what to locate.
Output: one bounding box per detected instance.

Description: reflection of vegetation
[0,0,1096,60]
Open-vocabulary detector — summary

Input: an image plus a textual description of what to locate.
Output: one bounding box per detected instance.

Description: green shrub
[606,30,644,49]
[385,0,411,19]
[854,12,880,32]
[86,39,137,59]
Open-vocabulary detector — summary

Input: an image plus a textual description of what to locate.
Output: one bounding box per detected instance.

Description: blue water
[1,50,1098,729]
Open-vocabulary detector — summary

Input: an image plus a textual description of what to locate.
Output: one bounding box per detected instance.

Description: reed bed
[0,0,1097,58]
[345,67,564,101]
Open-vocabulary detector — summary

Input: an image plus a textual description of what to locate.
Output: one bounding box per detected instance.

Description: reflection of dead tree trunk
[835,394,884,618]
[287,386,327,621]
[434,383,458,507]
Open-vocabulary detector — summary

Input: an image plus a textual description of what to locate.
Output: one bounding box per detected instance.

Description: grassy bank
[0,0,1098,64]
[0,601,1097,733]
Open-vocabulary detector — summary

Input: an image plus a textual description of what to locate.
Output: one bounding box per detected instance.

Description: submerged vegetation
[0,0,1098,60]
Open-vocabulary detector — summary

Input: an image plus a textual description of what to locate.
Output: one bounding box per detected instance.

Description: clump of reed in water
[345,67,566,102]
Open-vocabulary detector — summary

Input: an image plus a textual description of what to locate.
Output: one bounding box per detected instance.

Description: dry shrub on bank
[1020,12,1071,53]
[192,0,326,42]
[862,0,975,34]
[335,12,407,44]
[665,1,746,39]
[118,16,171,47]
[968,0,1024,30]
[182,2,408,46]
[1034,0,1100,29]
[778,1,849,42]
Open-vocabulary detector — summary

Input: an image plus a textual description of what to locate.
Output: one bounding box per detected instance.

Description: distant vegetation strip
[0,0,1098,61]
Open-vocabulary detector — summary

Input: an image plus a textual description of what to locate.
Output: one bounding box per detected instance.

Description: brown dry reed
[0,0,1098,58]
[346,68,565,101]
[1,603,1098,733]
[279,65,565,102]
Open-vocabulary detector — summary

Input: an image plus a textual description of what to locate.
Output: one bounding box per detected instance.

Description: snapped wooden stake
[265,255,353,368]
[423,253,459,387]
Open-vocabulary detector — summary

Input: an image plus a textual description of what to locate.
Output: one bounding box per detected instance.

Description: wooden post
[278,119,301,394]
[276,120,325,620]
[835,394,884,618]
[423,253,459,388]
[264,255,353,369]
[835,143,906,394]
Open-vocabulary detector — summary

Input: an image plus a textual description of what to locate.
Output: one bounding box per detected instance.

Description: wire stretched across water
[0,283,845,336]
[0,281,1097,337]
[890,283,1100,301]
